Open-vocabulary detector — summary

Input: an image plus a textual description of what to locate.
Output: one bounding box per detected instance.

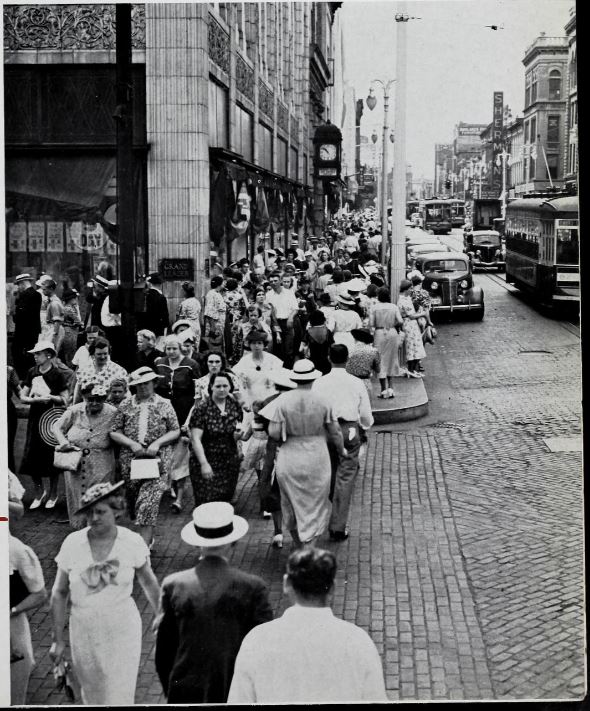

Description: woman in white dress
[232,330,283,408]
[49,482,161,705]
[332,294,363,352]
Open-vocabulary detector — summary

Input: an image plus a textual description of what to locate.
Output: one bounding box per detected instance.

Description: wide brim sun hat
[128,367,160,386]
[346,277,369,293]
[181,502,249,547]
[288,358,322,381]
[171,319,193,334]
[269,368,298,390]
[75,481,125,515]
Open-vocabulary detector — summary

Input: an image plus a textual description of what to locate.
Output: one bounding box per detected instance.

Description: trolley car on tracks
[504,194,579,306]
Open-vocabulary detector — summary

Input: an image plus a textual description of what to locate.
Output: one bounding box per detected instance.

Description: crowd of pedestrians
[7,208,442,704]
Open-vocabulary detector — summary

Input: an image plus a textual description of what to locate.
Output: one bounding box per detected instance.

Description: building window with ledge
[530,67,537,103]
[547,116,560,147]
[525,72,531,108]
[548,70,562,100]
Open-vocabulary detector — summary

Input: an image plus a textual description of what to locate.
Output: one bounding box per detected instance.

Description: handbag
[53,449,83,471]
[130,457,161,481]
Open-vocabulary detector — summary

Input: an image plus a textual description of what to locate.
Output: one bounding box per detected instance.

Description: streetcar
[448,199,466,228]
[421,199,452,235]
[504,194,579,306]
[406,199,420,220]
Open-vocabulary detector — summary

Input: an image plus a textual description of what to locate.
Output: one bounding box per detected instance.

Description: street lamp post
[367,79,396,266]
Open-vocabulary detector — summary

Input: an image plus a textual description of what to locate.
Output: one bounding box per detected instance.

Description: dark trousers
[328,420,361,533]
[275,319,295,368]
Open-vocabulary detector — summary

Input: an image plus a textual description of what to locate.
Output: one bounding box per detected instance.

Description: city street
[12,243,583,702]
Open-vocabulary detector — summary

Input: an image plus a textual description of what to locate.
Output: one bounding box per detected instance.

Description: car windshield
[424,259,469,273]
[471,233,501,246]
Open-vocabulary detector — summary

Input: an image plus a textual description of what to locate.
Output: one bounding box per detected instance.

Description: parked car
[408,242,449,261]
[413,251,484,320]
[463,229,505,272]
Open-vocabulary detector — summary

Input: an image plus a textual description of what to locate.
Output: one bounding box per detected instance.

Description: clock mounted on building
[319,143,337,161]
[313,121,343,181]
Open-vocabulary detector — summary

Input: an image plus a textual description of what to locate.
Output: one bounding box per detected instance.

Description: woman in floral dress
[189,372,243,505]
[397,279,427,377]
[110,367,180,548]
[176,281,202,349]
[61,288,83,368]
[224,278,249,365]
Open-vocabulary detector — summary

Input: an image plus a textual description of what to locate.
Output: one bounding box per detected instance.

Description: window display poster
[8,222,27,252]
[28,222,45,252]
[66,222,84,252]
[106,238,118,256]
[46,222,64,252]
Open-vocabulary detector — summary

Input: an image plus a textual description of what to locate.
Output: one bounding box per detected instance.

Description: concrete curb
[369,376,429,424]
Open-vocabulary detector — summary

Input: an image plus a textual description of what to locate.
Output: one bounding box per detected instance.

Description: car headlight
[430,281,438,290]
[460,280,468,289]
[476,250,481,256]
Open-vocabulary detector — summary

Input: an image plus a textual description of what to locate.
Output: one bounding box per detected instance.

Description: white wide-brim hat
[346,277,368,293]
[269,367,298,389]
[171,319,193,333]
[181,502,249,547]
[288,358,322,381]
[337,293,356,306]
[128,367,160,386]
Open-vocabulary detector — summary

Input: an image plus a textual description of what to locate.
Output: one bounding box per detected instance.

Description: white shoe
[45,497,58,510]
[262,511,272,519]
[29,495,47,510]
[272,534,283,548]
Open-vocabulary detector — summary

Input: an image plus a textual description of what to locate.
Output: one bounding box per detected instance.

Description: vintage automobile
[413,251,485,320]
[463,229,506,272]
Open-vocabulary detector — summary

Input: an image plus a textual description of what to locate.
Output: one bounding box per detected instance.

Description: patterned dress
[225,290,249,365]
[55,403,118,529]
[62,302,82,367]
[189,397,243,505]
[113,394,179,525]
[397,294,426,362]
[76,359,128,394]
[176,297,202,349]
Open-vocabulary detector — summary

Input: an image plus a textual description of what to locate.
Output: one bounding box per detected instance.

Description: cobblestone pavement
[10,266,584,703]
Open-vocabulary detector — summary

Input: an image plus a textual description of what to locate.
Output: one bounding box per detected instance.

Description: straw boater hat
[337,293,356,307]
[351,328,374,345]
[28,341,57,356]
[176,328,195,344]
[92,275,110,289]
[269,368,298,389]
[181,502,248,547]
[15,273,33,284]
[128,366,160,386]
[75,481,125,515]
[288,358,322,382]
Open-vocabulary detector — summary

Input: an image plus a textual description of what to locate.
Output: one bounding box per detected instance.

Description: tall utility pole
[391,6,409,301]
[115,4,136,371]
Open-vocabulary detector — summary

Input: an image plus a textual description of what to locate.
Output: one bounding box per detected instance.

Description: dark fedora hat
[245,329,269,344]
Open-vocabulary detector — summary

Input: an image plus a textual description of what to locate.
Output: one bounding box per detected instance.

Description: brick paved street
[11,268,584,703]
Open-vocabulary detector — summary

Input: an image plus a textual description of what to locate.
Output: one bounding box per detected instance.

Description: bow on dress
[80,559,120,593]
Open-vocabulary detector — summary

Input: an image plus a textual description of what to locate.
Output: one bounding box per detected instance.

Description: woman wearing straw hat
[19,341,72,510]
[259,359,349,547]
[110,367,180,548]
[50,481,161,705]
[155,502,272,703]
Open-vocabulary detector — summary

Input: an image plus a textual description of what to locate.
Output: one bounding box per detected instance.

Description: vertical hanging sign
[492,92,504,196]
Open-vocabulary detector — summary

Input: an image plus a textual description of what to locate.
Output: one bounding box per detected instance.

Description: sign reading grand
[492,92,504,194]
[160,258,194,281]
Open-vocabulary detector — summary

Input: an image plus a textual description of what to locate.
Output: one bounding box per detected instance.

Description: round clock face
[319,144,337,161]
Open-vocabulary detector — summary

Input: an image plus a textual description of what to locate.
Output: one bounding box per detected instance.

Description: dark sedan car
[463,229,506,272]
[413,251,485,320]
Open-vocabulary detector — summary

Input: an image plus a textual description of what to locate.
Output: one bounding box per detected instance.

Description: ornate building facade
[4,2,342,316]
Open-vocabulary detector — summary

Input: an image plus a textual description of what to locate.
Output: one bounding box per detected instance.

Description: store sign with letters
[160,259,194,281]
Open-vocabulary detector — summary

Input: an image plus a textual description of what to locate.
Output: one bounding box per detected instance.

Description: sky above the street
[340,0,573,181]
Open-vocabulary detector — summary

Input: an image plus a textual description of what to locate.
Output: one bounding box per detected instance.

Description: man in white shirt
[228,547,387,704]
[342,229,360,254]
[265,272,299,368]
[312,344,373,541]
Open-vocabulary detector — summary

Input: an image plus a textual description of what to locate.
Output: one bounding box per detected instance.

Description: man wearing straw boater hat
[154,502,272,704]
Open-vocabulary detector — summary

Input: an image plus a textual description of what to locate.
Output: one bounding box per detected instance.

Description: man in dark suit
[155,502,273,704]
[137,272,169,340]
[12,273,42,378]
